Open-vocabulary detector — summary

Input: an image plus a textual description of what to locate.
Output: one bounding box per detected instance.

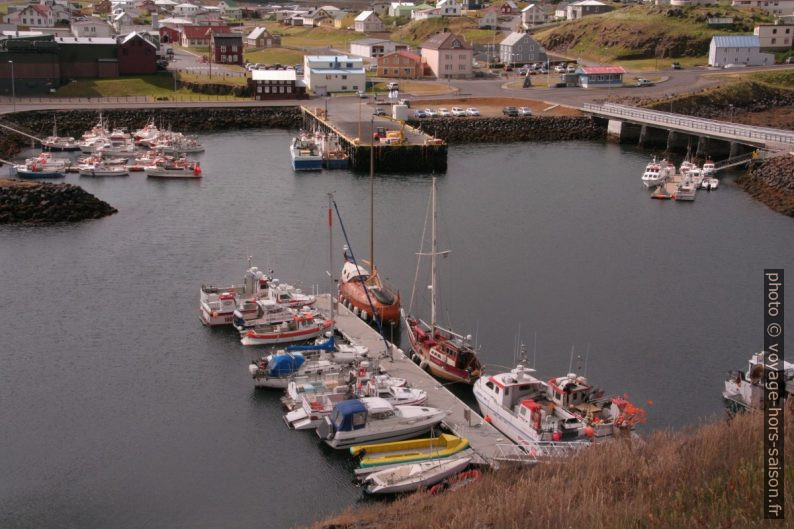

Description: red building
[210,32,243,65]
[181,25,230,47]
[159,25,181,45]
[117,32,157,75]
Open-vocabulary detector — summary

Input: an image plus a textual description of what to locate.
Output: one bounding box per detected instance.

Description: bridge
[583,103,794,157]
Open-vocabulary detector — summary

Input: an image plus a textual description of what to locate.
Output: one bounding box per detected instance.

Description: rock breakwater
[408,116,605,144]
[0,179,117,224]
[737,155,794,218]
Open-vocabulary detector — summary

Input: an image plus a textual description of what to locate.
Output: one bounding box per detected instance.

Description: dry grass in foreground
[310,410,793,529]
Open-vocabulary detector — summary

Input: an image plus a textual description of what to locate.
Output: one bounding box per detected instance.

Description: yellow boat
[350,434,470,468]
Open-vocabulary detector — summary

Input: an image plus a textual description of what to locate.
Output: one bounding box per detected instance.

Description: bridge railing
[583,103,794,146]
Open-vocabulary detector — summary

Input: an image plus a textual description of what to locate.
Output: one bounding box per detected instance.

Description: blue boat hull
[323,159,349,170]
[292,158,323,171]
[13,169,65,179]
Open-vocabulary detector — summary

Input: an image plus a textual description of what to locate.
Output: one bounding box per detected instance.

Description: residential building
[370,0,391,16]
[71,16,115,37]
[708,34,774,67]
[567,0,613,19]
[112,11,136,32]
[554,2,569,19]
[389,2,416,17]
[412,6,441,19]
[499,1,518,14]
[159,24,181,44]
[575,65,624,88]
[377,49,422,78]
[173,2,200,18]
[5,4,56,27]
[420,31,473,78]
[303,54,365,94]
[349,37,408,57]
[55,35,119,78]
[499,31,546,64]
[521,4,546,25]
[181,24,229,46]
[117,30,157,73]
[249,68,307,99]
[731,0,794,16]
[436,0,462,16]
[465,0,483,9]
[754,23,794,49]
[478,8,498,28]
[217,1,241,18]
[245,26,280,48]
[354,10,385,32]
[210,31,242,64]
[153,0,177,11]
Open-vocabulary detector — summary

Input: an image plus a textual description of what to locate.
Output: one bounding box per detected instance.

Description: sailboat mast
[369,117,375,269]
[328,193,334,321]
[430,177,437,329]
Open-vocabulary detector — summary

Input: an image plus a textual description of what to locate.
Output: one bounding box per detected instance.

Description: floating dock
[316,295,515,466]
[302,106,447,173]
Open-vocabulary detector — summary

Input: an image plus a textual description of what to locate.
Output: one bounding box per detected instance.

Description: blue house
[575,65,625,88]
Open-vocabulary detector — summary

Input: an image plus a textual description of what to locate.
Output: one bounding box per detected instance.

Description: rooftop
[421,32,471,50]
[350,37,391,46]
[252,69,297,81]
[354,10,375,21]
[579,65,625,74]
[711,35,761,48]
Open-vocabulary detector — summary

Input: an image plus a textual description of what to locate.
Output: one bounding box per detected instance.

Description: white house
[412,7,441,19]
[499,31,547,64]
[436,0,462,16]
[5,4,56,27]
[388,2,415,16]
[554,2,569,19]
[521,4,546,26]
[303,54,366,94]
[217,1,241,18]
[173,2,201,18]
[754,23,794,49]
[566,0,613,20]
[732,0,794,16]
[154,0,177,10]
[354,10,385,32]
[71,16,115,37]
[349,37,409,57]
[708,35,774,67]
[113,11,136,31]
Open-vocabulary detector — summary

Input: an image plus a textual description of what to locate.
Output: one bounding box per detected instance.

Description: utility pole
[8,60,15,113]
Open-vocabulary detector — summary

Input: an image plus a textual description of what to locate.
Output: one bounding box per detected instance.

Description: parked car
[466,107,480,116]
[635,78,654,87]
[414,109,428,118]
[502,106,519,117]
[786,56,794,64]
[398,98,410,107]
[724,63,747,69]
[373,107,386,116]
[539,68,549,74]
[357,90,368,98]
[438,108,451,117]
[566,65,577,73]
[424,108,438,117]
[554,65,566,73]
[671,62,682,70]
[451,107,467,117]
[518,107,532,116]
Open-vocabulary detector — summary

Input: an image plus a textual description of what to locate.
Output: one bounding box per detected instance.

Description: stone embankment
[0,179,117,224]
[408,116,605,144]
[737,155,794,218]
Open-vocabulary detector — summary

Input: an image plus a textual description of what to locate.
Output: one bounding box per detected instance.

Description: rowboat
[350,433,470,468]
[362,456,472,494]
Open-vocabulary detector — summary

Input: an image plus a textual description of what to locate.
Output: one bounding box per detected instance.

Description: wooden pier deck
[316,294,515,466]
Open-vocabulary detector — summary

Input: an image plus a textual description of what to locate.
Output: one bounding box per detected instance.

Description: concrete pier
[302,106,447,173]
[316,294,514,465]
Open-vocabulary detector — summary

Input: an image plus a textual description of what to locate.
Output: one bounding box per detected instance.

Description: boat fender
[483,415,492,424]
[358,367,367,378]
[361,310,368,321]
[419,360,429,371]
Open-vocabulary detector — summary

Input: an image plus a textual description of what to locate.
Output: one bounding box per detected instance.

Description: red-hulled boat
[338,256,401,325]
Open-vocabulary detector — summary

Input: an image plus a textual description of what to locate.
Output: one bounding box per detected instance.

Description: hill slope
[310,410,793,529]
[536,5,774,62]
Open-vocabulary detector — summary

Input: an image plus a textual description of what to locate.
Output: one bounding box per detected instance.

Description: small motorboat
[240,311,334,346]
[200,265,272,326]
[701,176,719,190]
[650,184,671,200]
[362,456,472,494]
[146,161,202,179]
[248,353,344,389]
[674,177,697,201]
[640,157,673,188]
[351,433,470,468]
[42,135,80,152]
[79,164,129,177]
[702,159,716,175]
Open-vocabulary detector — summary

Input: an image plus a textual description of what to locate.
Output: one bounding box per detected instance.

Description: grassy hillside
[311,410,794,529]
[536,5,774,63]
[390,17,494,46]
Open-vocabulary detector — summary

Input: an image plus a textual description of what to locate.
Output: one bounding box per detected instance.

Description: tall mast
[369,117,375,269]
[430,177,437,329]
[328,192,334,321]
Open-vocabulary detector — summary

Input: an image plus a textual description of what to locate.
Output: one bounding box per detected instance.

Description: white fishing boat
[674,176,697,201]
[240,310,334,346]
[701,176,719,190]
[316,397,448,449]
[200,265,272,326]
[11,153,68,178]
[146,160,202,179]
[362,456,471,494]
[132,119,161,146]
[640,157,674,188]
[290,134,323,171]
[473,364,584,446]
[282,369,361,411]
[100,131,136,158]
[41,122,80,152]
[685,167,704,188]
[723,351,794,414]
[248,352,345,389]
[702,159,716,175]
[232,298,297,332]
[284,386,356,430]
[266,279,316,308]
[78,163,129,177]
[78,136,107,154]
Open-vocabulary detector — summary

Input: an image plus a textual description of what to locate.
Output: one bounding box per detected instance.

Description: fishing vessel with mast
[402,178,482,384]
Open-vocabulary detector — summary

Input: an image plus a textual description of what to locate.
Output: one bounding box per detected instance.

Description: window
[221,45,227,52]
[341,85,347,90]
[231,46,238,52]
[445,53,451,59]
[445,64,451,70]
[257,86,262,93]
[459,64,465,70]
[286,86,292,93]
[341,75,347,79]
[264,86,270,93]
[459,54,466,60]
[772,38,777,44]
[485,381,494,390]
[352,85,358,90]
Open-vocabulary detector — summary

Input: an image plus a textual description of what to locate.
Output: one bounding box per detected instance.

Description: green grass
[390,17,481,46]
[614,55,706,71]
[0,0,28,15]
[262,21,363,49]
[53,74,247,99]
[244,47,304,66]
[743,69,794,89]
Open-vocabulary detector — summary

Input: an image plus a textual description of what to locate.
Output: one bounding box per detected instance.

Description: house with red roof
[180,24,230,47]
[5,4,56,27]
[159,25,182,45]
[420,31,473,79]
[377,50,423,79]
[574,65,625,88]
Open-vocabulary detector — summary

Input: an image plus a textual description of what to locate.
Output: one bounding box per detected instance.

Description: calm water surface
[1,130,792,529]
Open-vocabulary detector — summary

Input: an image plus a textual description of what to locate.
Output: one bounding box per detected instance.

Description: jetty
[316,294,521,466]
[301,106,447,173]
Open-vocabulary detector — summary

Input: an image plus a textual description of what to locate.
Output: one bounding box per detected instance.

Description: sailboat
[402,178,482,385]
[337,123,401,325]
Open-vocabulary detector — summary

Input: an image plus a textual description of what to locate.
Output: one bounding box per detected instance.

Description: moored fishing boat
[78,163,129,177]
[317,131,349,169]
[723,351,794,414]
[404,178,482,384]
[41,131,80,152]
[362,456,472,494]
[290,133,323,171]
[640,157,673,188]
[316,397,448,449]
[232,298,297,332]
[248,352,345,389]
[240,310,334,346]
[350,433,470,468]
[200,265,273,326]
[673,176,697,201]
[11,153,68,178]
[146,160,202,179]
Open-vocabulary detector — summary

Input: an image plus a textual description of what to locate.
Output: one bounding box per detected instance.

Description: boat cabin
[342,261,370,283]
[546,373,594,409]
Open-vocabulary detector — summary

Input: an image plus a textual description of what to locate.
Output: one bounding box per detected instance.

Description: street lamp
[8,60,15,113]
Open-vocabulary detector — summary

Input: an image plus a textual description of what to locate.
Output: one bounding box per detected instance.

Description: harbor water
[1,129,793,529]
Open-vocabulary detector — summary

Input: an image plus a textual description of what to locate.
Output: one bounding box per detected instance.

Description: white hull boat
[79,165,129,177]
[363,456,471,494]
[240,315,334,346]
[674,178,697,201]
[146,163,202,179]
[701,176,719,190]
[316,397,447,450]
[248,353,344,389]
[200,266,273,326]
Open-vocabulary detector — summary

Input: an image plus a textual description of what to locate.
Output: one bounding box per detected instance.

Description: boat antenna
[327,192,335,324]
[331,198,390,354]
[533,331,537,370]
[583,342,590,377]
[474,320,480,352]
[568,345,575,374]
[247,255,252,268]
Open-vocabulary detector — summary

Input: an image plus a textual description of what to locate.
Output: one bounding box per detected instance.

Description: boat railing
[491,440,590,465]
